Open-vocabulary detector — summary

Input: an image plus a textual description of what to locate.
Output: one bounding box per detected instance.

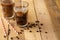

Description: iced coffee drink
[16,10,28,25]
[1,0,14,19]
[14,1,29,26]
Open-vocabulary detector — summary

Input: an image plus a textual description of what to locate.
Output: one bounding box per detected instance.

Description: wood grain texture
[45,0,60,40]
[0,0,58,40]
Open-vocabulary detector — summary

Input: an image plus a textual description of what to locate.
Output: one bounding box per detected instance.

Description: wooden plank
[55,0,60,10]
[23,0,42,40]
[45,0,60,40]
[33,0,58,40]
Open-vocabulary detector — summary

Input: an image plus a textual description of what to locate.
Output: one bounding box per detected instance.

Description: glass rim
[22,1,29,7]
[15,1,29,7]
[14,1,29,13]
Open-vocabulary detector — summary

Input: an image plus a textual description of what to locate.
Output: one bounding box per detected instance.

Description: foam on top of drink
[14,6,28,14]
[14,1,28,14]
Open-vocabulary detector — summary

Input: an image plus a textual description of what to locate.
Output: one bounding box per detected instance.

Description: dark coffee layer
[1,2,14,17]
[16,11,28,25]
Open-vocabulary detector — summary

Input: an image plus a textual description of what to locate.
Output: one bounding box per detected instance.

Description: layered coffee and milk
[14,6,28,25]
[1,0,14,18]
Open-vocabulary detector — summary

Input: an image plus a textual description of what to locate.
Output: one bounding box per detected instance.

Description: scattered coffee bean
[39,27,41,29]
[29,30,32,32]
[21,30,24,32]
[8,29,11,35]
[11,37,13,39]
[40,24,43,26]
[8,32,10,35]
[8,29,11,31]
[35,21,39,23]
[16,36,19,39]
[40,30,42,32]
[28,22,30,25]
[29,25,32,28]
[45,32,48,33]
[37,31,39,32]
[18,32,22,34]
[19,32,22,34]
[31,23,35,26]
[4,35,6,38]
[27,27,29,30]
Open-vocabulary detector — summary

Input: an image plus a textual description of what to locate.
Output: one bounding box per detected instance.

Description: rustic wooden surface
[45,0,60,40]
[0,0,60,40]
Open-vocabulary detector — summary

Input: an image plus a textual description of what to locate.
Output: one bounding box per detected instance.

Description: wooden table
[45,0,60,40]
[0,0,59,40]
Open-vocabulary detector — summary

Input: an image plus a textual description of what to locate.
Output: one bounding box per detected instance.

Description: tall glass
[1,0,15,20]
[14,1,29,27]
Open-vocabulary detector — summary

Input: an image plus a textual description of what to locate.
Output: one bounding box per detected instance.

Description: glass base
[4,12,15,20]
[17,23,28,28]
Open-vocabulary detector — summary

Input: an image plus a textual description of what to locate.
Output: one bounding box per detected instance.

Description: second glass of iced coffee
[14,1,29,27]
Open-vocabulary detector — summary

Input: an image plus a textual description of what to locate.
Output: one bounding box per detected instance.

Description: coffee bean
[40,30,42,32]
[31,23,35,26]
[28,22,30,25]
[39,27,41,29]
[11,37,13,39]
[45,32,48,33]
[8,25,10,35]
[36,31,39,32]
[29,30,32,32]
[21,30,24,32]
[16,36,19,39]
[18,32,22,34]
[29,25,32,28]
[8,29,10,31]
[35,21,39,23]
[27,27,29,30]
[40,24,43,26]
[4,35,6,38]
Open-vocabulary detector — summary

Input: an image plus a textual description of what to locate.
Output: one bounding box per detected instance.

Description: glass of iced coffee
[14,1,29,27]
[1,0,15,20]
